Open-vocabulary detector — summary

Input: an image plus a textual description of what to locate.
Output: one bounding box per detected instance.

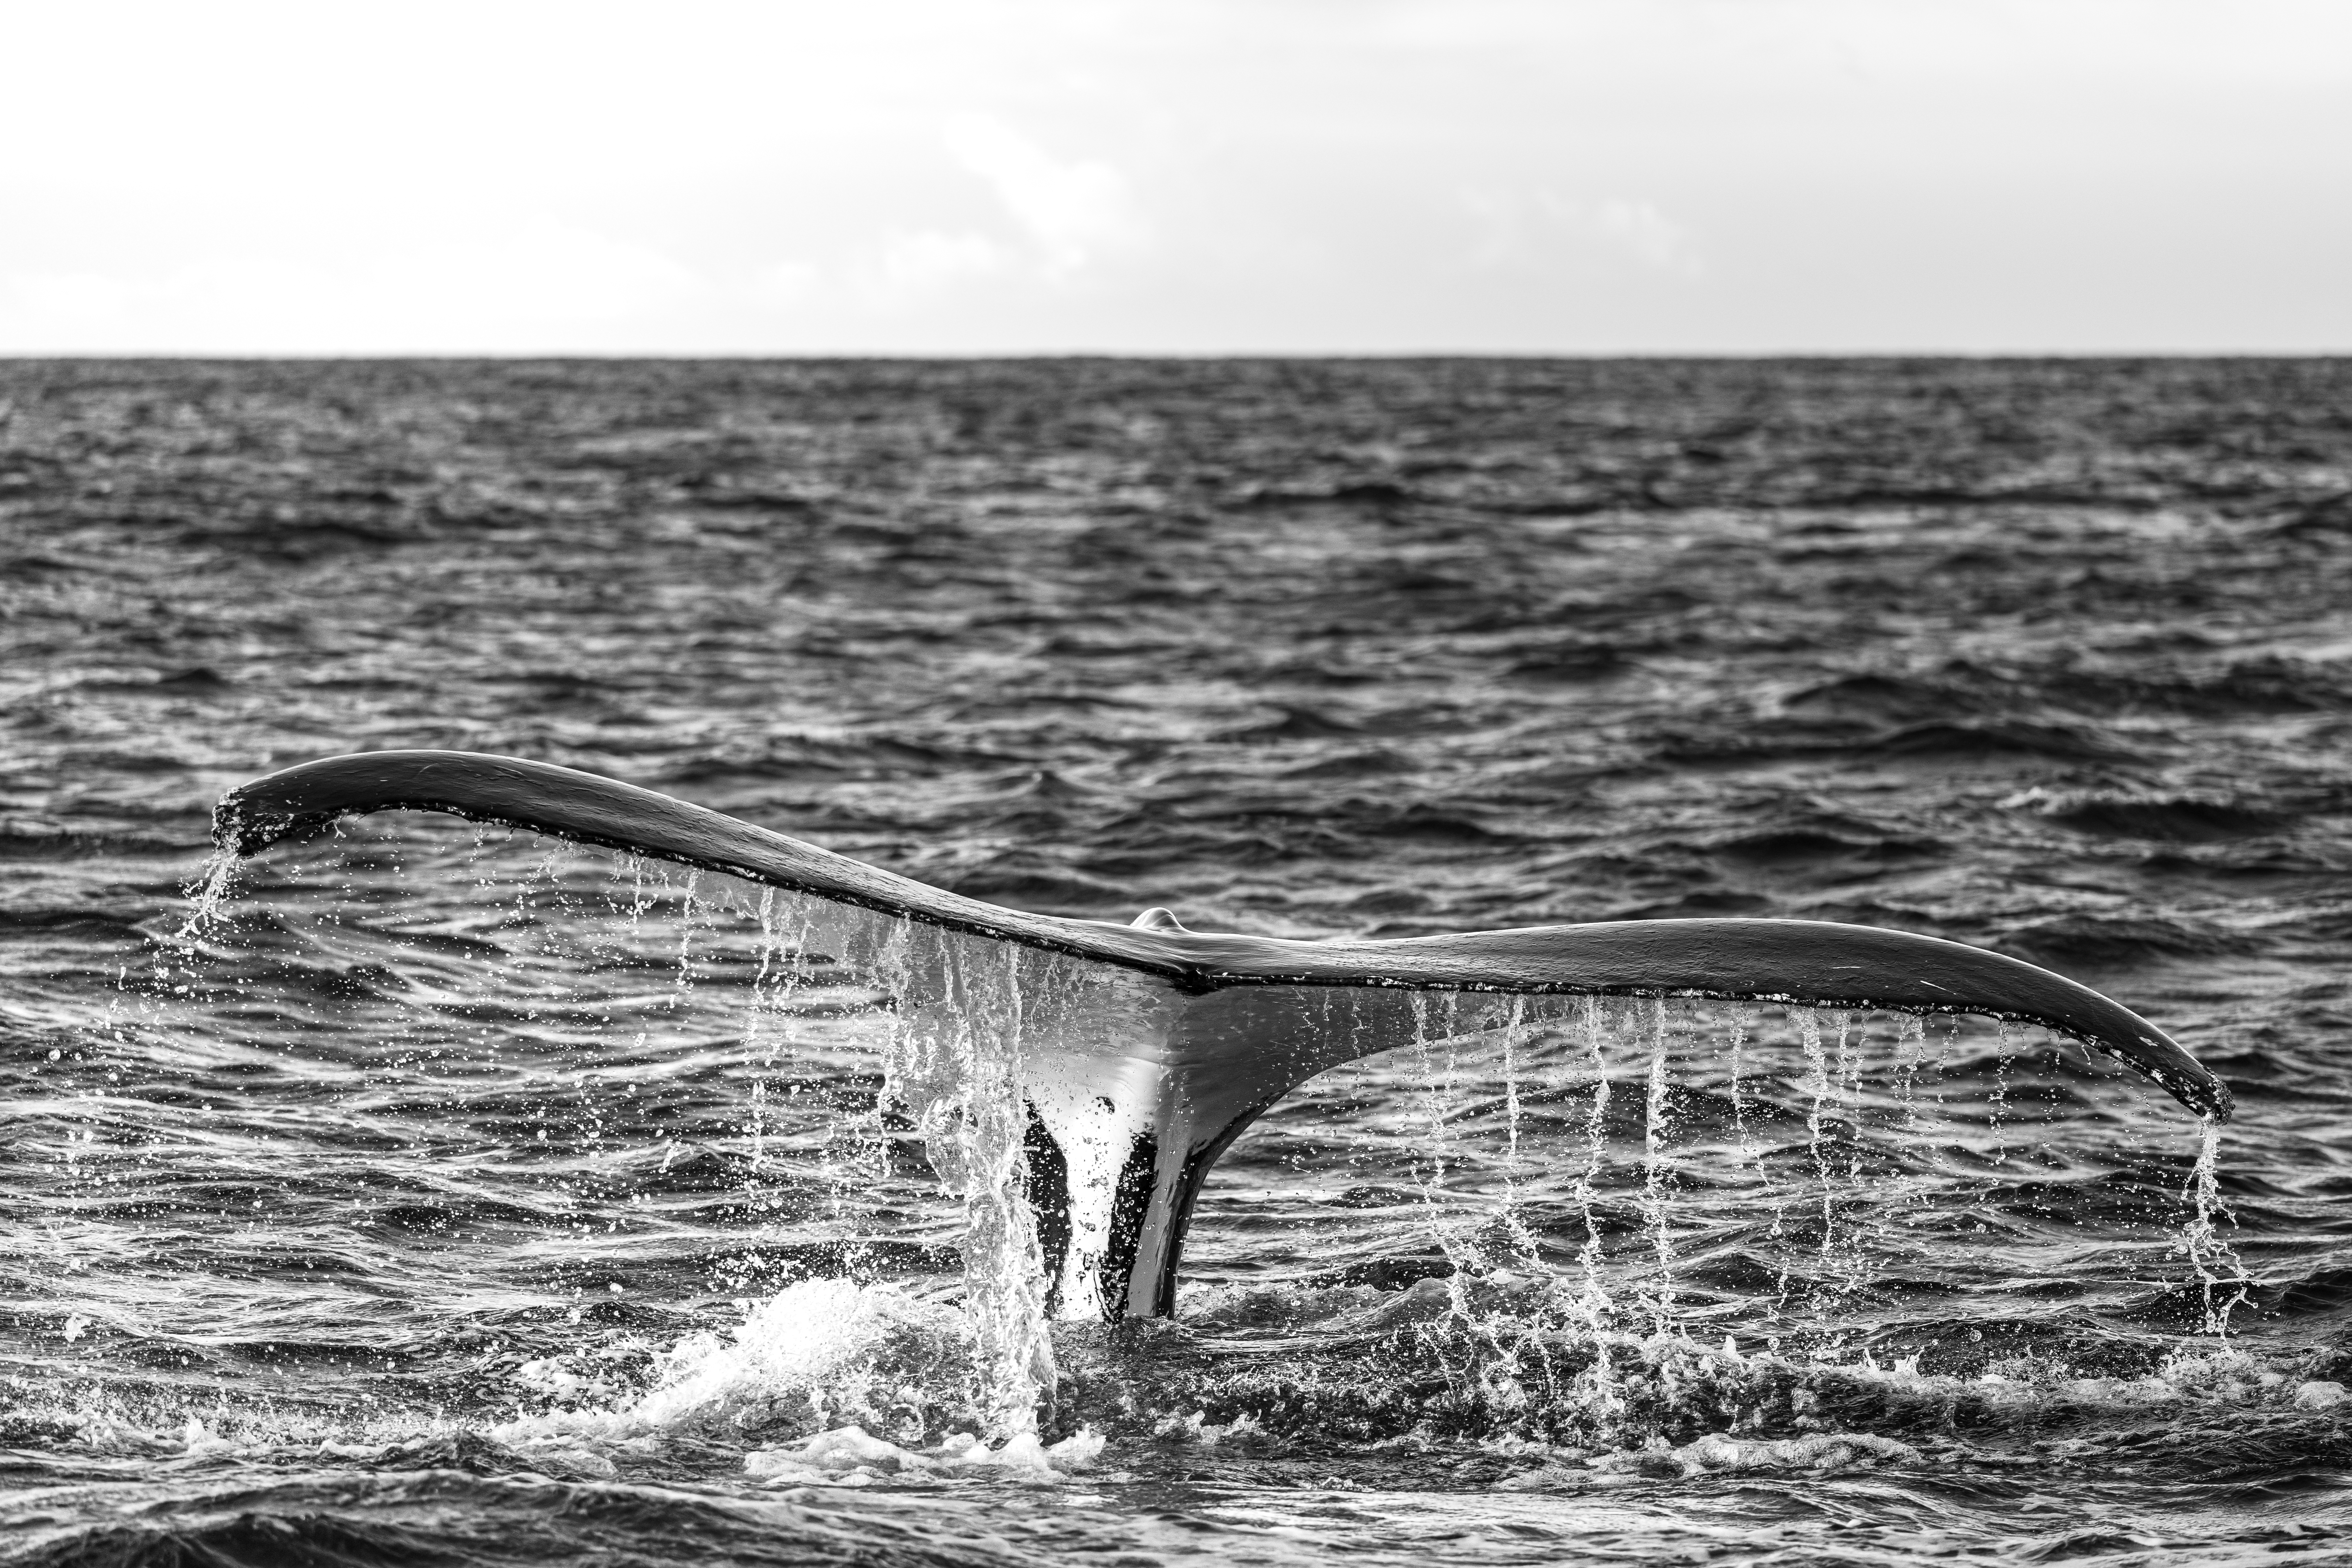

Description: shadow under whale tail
[213,750,2234,1320]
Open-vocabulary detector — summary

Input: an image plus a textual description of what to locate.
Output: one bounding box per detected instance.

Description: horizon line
[5,348,2350,364]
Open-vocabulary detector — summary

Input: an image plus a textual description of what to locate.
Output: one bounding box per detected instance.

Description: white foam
[1497,1430,1920,1489]
[2293,1381,2347,1411]
[1667,1431,1921,1475]
[177,1418,240,1458]
[744,1422,1106,1486]
[496,1278,962,1446]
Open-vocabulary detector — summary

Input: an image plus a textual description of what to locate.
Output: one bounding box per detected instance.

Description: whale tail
[212,750,2234,1319]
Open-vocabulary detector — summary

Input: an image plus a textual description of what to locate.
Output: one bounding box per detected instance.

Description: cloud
[1462,187,1573,269]
[942,114,1149,277]
[842,230,1013,309]
[1,225,703,352]
[1463,189,1705,277]
[755,260,824,307]
[5,271,145,325]
[1594,198,1704,277]
[769,118,1148,313]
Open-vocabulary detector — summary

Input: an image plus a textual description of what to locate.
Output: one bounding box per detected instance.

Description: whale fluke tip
[210,796,313,859]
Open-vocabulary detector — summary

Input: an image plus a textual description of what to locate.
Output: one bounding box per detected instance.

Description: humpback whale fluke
[213,750,2233,1319]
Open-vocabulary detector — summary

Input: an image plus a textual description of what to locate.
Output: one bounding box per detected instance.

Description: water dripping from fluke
[207,750,2234,1320]
[193,748,2252,1445]
[171,847,241,950]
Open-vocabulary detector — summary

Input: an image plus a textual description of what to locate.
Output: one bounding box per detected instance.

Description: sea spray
[1725,1002,1756,1170]
[1893,1012,1926,1135]
[1988,1017,2014,1165]
[1407,991,1477,1296]
[170,849,241,952]
[671,869,702,1000]
[880,928,1057,1440]
[1640,996,1675,1330]
[2174,1118,2247,1335]
[1500,997,1524,1192]
[1832,1011,1859,1187]
[1494,996,1537,1263]
[1401,993,1475,1401]
[153,847,2261,1464]
[1831,1010,1865,1295]
[501,1278,974,1444]
[1573,996,1614,1331]
[1571,996,1623,1418]
[744,1421,1105,1485]
[1797,1005,1836,1302]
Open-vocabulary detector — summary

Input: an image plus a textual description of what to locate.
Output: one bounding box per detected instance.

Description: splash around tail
[211,749,2234,1322]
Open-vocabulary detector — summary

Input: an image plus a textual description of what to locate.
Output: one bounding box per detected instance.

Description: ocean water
[3,357,2351,1565]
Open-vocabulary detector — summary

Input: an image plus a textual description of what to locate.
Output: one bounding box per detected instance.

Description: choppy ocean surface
[4,357,2351,1566]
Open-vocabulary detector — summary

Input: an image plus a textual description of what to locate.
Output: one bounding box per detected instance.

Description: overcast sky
[3,0,2346,355]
